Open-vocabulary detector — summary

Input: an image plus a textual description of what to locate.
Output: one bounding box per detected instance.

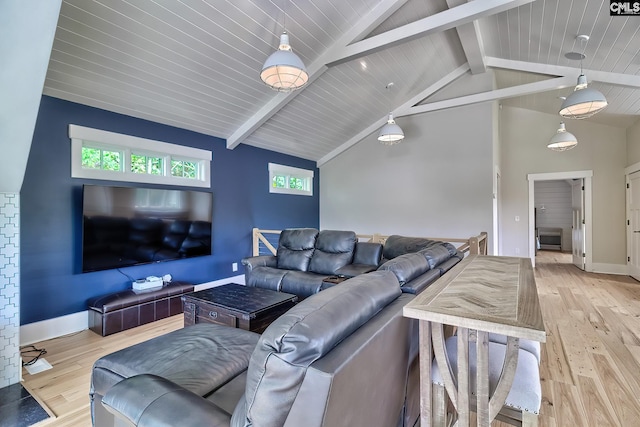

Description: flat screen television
[81,184,213,273]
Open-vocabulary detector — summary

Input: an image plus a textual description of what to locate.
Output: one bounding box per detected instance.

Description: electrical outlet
[515,215,520,222]
[232,262,238,272]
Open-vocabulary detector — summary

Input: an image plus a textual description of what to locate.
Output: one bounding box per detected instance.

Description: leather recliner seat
[242,228,383,298]
[91,270,421,427]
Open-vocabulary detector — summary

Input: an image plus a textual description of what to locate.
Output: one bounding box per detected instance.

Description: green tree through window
[171,160,197,178]
[289,177,304,190]
[272,175,286,188]
[132,154,162,175]
[82,146,121,171]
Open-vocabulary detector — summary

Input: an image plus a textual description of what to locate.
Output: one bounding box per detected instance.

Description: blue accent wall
[20,96,319,325]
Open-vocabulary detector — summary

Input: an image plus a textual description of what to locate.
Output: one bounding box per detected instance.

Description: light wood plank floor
[20,251,640,426]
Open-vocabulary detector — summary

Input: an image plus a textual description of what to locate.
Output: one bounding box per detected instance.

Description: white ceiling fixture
[378,83,405,145]
[559,35,608,120]
[547,122,578,151]
[260,2,308,92]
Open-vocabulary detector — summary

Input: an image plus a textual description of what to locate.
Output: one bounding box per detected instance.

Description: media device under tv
[81,184,213,273]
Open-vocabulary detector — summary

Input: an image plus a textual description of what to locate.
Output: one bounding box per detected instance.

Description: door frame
[624,161,640,277]
[571,179,586,270]
[493,165,501,256]
[527,171,593,269]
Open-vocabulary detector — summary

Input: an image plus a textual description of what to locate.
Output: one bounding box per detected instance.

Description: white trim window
[69,124,211,188]
[269,163,314,196]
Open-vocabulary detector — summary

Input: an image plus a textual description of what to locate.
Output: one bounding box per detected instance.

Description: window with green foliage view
[272,175,287,188]
[268,163,313,196]
[71,124,211,188]
[289,177,304,190]
[82,147,121,171]
[171,160,197,179]
[131,154,162,175]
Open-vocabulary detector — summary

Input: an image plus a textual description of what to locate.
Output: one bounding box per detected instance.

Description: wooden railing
[251,228,488,257]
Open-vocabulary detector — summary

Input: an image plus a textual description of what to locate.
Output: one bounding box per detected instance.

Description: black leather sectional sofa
[83,216,211,271]
[89,229,468,427]
[242,228,464,299]
[91,270,422,427]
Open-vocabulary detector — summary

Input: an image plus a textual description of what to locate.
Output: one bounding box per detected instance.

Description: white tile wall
[0,192,20,387]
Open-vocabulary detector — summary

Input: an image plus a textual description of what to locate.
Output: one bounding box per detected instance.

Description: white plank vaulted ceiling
[43,0,640,164]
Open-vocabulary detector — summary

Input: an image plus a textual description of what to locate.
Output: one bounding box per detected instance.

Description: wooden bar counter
[403,255,546,427]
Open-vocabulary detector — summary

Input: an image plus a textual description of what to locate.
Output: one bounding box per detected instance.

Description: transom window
[269,163,314,196]
[70,125,211,188]
[131,153,163,175]
[171,159,197,179]
[82,146,121,171]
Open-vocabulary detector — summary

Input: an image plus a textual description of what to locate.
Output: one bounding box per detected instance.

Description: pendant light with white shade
[559,35,608,119]
[260,3,308,92]
[378,83,405,145]
[547,122,578,151]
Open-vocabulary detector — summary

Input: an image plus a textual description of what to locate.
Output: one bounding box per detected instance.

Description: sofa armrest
[102,374,231,427]
[241,255,277,272]
[335,263,377,278]
[400,270,441,294]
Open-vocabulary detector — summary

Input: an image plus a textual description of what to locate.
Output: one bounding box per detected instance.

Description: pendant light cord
[282,0,287,33]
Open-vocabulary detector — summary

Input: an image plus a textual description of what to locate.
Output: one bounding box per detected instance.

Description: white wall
[0,0,61,193]
[500,106,627,267]
[0,0,61,388]
[627,118,640,166]
[320,101,495,246]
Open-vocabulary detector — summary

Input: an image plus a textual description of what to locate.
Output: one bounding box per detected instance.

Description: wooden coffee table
[182,284,298,333]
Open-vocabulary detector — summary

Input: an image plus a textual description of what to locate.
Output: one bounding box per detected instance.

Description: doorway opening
[527,171,593,270]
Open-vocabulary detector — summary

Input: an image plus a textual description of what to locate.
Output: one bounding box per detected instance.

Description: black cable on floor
[20,345,47,366]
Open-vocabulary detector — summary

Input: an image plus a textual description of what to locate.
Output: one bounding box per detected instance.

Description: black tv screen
[81,184,213,273]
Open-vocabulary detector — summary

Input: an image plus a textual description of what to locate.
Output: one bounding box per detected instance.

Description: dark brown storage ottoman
[87,281,194,336]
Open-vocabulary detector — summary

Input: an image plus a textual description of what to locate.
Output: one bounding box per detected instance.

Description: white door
[572,180,585,270]
[628,171,640,280]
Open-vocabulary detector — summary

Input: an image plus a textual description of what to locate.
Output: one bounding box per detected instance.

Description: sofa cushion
[443,242,458,256]
[91,323,259,398]
[244,266,287,291]
[419,244,453,270]
[378,252,431,285]
[308,230,356,275]
[382,235,443,260]
[280,270,328,297]
[233,270,401,427]
[353,241,383,267]
[276,228,318,271]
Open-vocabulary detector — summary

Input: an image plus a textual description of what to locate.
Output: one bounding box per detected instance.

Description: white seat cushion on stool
[488,333,541,363]
[431,336,542,414]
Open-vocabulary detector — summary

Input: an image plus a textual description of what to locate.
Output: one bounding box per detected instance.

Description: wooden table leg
[476,330,490,427]
[419,320,432,427]
[432,323,458,423]
[488,336,520,420]
[457,328,470,427]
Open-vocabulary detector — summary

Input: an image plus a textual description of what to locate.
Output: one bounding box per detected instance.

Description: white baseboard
[590,263,628,275]
[20,274,246,345]
[194,274,245,291]
[20,311,88,346]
